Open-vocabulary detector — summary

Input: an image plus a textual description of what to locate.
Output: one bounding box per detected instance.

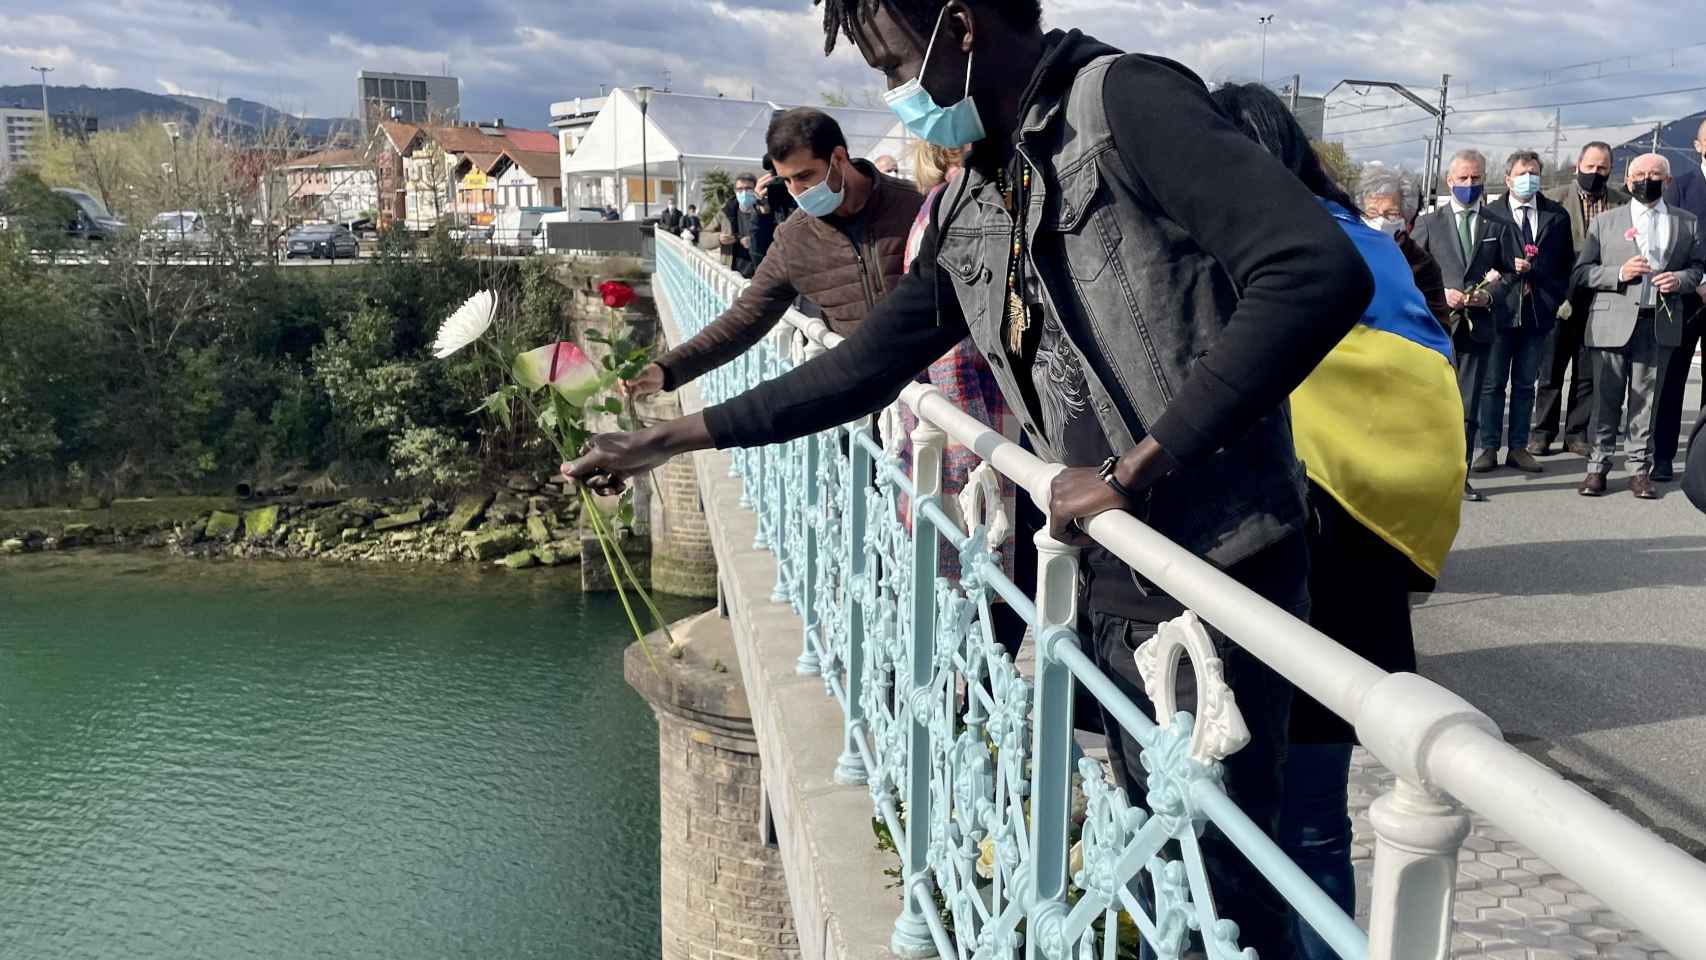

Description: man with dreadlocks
[569,2,1374,952]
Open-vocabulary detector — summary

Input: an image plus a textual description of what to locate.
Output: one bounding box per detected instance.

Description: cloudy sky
[5,0,1706,170]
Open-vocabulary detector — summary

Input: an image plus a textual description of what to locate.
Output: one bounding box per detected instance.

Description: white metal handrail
[650,228,1706,960]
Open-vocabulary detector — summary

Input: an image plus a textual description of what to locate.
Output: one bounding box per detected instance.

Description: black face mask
[1577,170,1609,195]
[1630,178,1665,204]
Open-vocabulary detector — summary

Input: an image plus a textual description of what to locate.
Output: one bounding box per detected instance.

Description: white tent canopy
[560,87,913,216]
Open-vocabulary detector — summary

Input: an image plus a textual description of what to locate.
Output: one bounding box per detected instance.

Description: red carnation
[599,280,635,309]
[1524,243,1539,258]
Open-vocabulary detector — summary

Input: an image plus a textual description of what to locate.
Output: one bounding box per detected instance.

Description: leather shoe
[1564,439,1593,457]
[1470,449,1499,473]
[1463,480,1487,502]
[1577,473,1606,497]
[1506,449,1544,473]
[1631,473,1658,499]
[1525,438,1552,456]
[1651,464,1674,482]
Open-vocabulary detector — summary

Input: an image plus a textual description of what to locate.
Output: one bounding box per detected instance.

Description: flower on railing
[600,279,635,309]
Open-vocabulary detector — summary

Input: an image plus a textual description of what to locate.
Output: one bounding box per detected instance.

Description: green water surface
[0,553,704,959]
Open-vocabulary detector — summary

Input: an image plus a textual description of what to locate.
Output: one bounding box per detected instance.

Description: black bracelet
[1097,456,1138,501]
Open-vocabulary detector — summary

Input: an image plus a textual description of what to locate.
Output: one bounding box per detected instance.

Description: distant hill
[0,85,356,144]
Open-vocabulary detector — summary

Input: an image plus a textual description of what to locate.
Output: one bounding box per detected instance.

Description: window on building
[364,77,380,97]
[412,81,428,101]
[381,78,397,98]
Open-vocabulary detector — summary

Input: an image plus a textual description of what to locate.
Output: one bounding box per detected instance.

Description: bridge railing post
[891,413,946,959]
[1024,522,1081,960]
[835,420,873,785]
[1365,779,1472,960]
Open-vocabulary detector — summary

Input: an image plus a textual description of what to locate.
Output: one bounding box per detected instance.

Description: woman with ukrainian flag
[1211,83,1467,960]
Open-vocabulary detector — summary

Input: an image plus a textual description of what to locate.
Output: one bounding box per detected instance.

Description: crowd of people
[562,0,1702,955]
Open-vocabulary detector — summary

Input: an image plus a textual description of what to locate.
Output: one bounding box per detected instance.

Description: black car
[284,223,360,259]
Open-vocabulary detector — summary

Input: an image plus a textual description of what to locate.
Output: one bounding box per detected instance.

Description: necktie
[1457,209,1474,263]
[1520,208,1534,246]
[1641,208,1660,307]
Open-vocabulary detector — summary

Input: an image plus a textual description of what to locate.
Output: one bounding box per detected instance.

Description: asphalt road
[1415,358,1706,857]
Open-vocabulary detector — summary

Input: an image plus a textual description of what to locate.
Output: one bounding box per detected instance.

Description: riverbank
[0,473,644,582]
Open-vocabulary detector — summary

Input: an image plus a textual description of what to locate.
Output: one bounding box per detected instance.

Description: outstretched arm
[567,227,970,491]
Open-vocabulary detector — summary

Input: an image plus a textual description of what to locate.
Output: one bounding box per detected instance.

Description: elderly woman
[1359,165,1452,332]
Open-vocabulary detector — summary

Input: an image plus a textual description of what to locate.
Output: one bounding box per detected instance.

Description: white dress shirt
[1631,197,1670,264]
[1508,194,1539,243]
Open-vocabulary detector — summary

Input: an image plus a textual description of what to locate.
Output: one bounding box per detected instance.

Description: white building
[559,89,912,219]
[2,107,46,175]
[279,148,379,221]
[489,149,562,210]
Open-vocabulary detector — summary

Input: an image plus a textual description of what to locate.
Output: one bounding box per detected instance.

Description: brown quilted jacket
[657,162,924,389]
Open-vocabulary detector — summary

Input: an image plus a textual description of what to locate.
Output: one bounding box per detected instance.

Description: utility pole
[1289,73,1301,113]
[1258,15,1275,85]
[1549,108,1564,174]
[30,65,53,118]
[1652,123,1662,153]
[1433,74,1449,208]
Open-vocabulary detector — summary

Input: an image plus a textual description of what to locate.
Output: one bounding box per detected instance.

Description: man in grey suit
[1411,148,1517,501]
[1533,141,1626,456]
[1573,153,1706,498]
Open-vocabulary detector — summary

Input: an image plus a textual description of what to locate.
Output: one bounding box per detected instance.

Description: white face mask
[1363,215,1404,237]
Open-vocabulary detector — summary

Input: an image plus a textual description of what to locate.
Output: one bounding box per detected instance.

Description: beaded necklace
[997,162,1033,355]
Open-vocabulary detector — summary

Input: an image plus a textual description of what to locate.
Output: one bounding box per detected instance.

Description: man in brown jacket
[626,107,924,396]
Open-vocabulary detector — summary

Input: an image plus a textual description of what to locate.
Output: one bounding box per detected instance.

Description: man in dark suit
[1478,150,1572,473]
[1534,141,1624,457]
[1655,118,1706,481]
[1411,148,1517,501]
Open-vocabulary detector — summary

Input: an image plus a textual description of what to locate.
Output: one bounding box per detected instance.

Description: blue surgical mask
[881,5,985,148]
[1451,184,1484,206]
[795,159,845,218]
[1510,172,1541,199]
[736,190,757,210]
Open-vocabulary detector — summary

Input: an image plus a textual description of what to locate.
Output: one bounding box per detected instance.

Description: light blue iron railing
[650,230,1706,960]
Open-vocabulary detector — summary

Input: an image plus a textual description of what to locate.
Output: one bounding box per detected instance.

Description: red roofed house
[280,148,378,221]
[394,122,562,230]
[490,149,562,210]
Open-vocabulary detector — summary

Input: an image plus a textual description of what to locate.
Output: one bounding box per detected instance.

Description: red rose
[599,280,635,309]
[1524,243,1539,258]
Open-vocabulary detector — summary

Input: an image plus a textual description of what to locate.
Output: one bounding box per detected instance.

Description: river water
[0,553,704,959]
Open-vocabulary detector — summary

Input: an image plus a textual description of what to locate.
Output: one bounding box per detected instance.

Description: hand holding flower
[1444,288,1467,310]
[1620,255,1652,283]
[1653,272,1681,294]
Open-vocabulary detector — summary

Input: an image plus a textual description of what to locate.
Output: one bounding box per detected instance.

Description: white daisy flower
[431,289,497,358]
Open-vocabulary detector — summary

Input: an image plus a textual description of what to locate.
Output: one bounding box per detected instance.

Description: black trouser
[1651,296,1703,470]
[1531,298,1596,448]
[1455,331,1493,460]
[1083,534,1307,960]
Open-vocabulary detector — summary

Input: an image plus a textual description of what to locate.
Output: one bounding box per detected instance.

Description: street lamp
[30,65,52,118]
[635,83,653,220]
[1257,15,1275,86]
[163,121,185,246]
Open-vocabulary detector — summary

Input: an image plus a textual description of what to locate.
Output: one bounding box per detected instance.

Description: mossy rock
[243,506,281,541]
[445,492,494,533]
[205,511,242,541]
[61,523,94,546]
[372,509,423,532]
[526,514,552,546]
[465,524,526,561]
[500,549,539,570]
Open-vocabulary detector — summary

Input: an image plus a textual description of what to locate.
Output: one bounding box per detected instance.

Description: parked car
[52,188,126,241]
[284,223,360,260]
[338,217,379,241]
[142,210,213,249]
[492,205,561,253]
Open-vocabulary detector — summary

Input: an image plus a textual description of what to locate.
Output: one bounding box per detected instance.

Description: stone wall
[626,614,799,960]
